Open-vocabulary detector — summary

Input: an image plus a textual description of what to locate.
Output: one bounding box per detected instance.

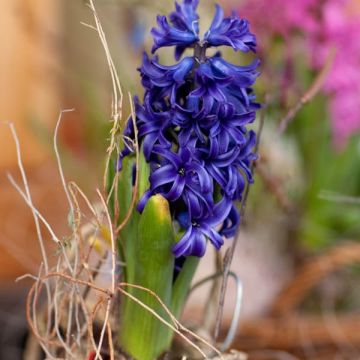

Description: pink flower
[234,0,360,148]
[236,0,319,39]
[312,0,360,147]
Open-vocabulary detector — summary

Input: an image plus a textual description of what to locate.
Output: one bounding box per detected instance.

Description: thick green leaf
[143,256,200,354]
[117,155,137,283]
[120,194,175,360]
[171,256,200,319]
[117,150,150,284]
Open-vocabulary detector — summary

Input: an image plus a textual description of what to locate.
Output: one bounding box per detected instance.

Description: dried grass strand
[26,271,222,359]
[85,0,123,191]
[277,48,336,133]
[116,94,139,233]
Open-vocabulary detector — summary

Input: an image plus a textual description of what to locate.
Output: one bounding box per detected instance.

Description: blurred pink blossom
[235,0,360,148]
[235,0,319,37]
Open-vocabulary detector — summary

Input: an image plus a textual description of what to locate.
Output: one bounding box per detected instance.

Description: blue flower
[209,56,260,88]
[220,130,257,201]
[200,144,245,198]
[138,145,213,218]
[206,103,256,153]
[191,62,232,113]
[172,196,232,257]
[151,0,200,57]
[172,98,215,145]
[135,95,172,160]
[219,204,240,238]
[140,53,194,102]
[119,0,260,257]
[170,0,200,34]
[204,5,256,52]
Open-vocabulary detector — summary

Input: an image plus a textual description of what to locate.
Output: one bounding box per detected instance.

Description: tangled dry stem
[9,111,223,359]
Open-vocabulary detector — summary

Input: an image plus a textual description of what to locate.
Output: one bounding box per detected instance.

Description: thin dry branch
[85,0,124,191]
[3,122,57,345]
[26,271,224,359]
[97,189,116,294]
[277,48,336,133]
[116,94,140,233]
[271,241,360,316]
[54,109,76,217]
[94,190,117,360]
[4,122,50,270]
[255,161,294,212]
[7,174,61,244]
[116,286,210,359]
[106,320,115,360]
[54,109,86,353]
[95,299,111,360]
[214,101,267,340]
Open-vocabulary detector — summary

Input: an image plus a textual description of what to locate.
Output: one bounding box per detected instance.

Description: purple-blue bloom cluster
[119,0,260,258]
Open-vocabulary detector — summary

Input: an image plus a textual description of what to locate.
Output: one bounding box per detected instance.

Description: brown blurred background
[0,0,64,280]
[0,0,130,281]
[0,3,130,355]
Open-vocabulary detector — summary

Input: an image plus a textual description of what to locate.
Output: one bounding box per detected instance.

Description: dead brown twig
[277,48,336,134]
[255,160,294,213]
[115,94,139,234]
[214,97,267,341]
[271,241,360,316]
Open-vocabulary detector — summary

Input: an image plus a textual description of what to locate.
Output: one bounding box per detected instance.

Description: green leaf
[118,150,150,284]
[120,194,175,360]
[171,256,200,319]
[116,155,137,280]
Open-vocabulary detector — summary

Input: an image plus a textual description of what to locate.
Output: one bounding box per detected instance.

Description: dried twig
[214,100,267,340]
[26,271,223,359]
[6,174,61,244]
[255,161,294,212]
[115,94,139,233]
[85,0,123,192]
[3,122,56,347]
[4,123,50,272]
[54,109,76,217]
[106,320,115,360]
[271,241,360,316]
[277,48,336,134]
[247,350,300,360]
[94,190,116,360]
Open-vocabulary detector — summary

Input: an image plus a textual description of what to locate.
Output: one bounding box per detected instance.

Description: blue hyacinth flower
[172,196,232,257]
[137,144,213,215]
[120,0,260,257]
[204,5,257,52]
[151,0,200,58]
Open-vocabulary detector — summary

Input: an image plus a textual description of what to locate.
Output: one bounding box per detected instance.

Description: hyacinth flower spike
[110,1,260,359]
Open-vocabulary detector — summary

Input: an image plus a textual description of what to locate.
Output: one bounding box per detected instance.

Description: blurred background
[1,0,360,359]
